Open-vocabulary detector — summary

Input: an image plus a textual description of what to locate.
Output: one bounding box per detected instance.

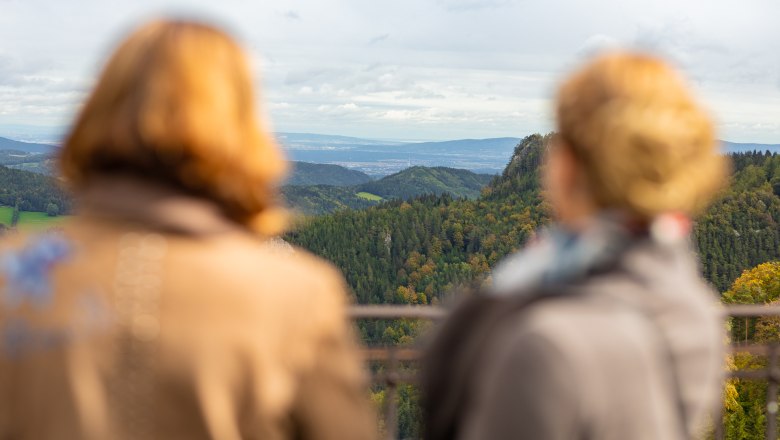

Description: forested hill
[356,166,493,200]
[286,134,779,318]
[281,185,377,216]
[285,134,552,309]
[0,165,71,213]
[282,166,495,215]
[285,161,372,186]
[0,150,54,174]
[695,152,780,289]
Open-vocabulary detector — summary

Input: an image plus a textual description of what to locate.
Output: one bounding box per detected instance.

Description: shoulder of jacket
[214,236,349,307]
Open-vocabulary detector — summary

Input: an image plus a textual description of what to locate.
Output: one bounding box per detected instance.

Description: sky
[0,0,778,143]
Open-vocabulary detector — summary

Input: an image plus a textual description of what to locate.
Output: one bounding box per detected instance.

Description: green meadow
[356,192,383,201]
[0,207,12,225]
[0,206,70,229]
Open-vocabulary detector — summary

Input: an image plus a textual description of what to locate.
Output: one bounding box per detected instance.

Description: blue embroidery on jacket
[1,234,75,357]
[1,234,72,308]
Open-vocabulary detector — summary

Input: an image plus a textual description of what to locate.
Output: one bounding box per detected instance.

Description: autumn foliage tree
[721,261,780,439]
[722,261,780,343]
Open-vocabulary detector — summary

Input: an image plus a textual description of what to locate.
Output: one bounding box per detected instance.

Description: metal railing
[349,304,780,440]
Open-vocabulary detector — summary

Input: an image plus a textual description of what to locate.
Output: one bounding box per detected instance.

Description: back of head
[555,52,728,219]
[60,20,287,234]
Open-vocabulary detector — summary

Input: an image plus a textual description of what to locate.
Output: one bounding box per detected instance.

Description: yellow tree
[722,261,780,343]
[721,262,780,439]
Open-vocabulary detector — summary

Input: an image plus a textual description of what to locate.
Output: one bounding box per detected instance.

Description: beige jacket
[0,177,377,440]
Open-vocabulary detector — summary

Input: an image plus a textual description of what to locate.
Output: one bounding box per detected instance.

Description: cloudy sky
[0,0,778,143]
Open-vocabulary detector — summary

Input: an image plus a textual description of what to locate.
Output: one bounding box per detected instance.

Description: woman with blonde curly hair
[0,20,376,440]
[424,52,727,440]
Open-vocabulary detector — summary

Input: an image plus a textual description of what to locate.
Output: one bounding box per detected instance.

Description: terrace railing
[349,304,780,440]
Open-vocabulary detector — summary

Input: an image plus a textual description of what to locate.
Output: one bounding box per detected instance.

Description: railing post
[715,386,725,440]
[385,346,399,440]
[767,345,778,440]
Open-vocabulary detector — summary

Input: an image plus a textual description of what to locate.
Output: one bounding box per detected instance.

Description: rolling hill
[357,166,494,200]
[0,137,55,153]
[721,141,780,154]
[282,166,495,215]
[281,185,379,216]
[285,161,372,186]
[0,150,55,174]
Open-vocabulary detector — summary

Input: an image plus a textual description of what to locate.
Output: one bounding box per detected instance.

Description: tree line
[0,165,71,215]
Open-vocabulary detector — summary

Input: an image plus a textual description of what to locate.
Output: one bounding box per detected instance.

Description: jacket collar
[490,212,693,296]
[76,175,248,237]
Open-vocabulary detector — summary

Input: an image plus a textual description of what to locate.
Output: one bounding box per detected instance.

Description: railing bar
[723,305,780,318]
[348,304,780,319]
[349,305,446,320]
[731,370,773,380]
[362,347,422,361]
[732,345,776,356]
[370,373,419,384]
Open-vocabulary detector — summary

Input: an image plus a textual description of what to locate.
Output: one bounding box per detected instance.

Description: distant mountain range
[0,137,55,153]
[274,133,780,176]
[721,141,780,153]
[276,134,520,175]
[1,134,779,178]
[0,132,778,222]
[277,132,406,148]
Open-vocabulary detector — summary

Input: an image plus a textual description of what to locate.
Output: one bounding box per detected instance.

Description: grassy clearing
[18,211,70,228]
[0,207,13,225]
[0,206,70,229]
[356,192,383,201]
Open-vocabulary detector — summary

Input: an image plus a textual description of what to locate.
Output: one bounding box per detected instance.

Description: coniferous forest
[286,134,780,341]
[0,165,71,214]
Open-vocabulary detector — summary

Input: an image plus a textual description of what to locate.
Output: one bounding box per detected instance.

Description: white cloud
[368,33,390,45]
[0,0,777,142]
[282,10,301,21]
[579,34,620,57]
[438,0,518,12]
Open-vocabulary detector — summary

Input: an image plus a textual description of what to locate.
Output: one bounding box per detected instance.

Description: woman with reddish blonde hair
[61,19,288,235]
[0,20,376,440]
[424,52,727,440]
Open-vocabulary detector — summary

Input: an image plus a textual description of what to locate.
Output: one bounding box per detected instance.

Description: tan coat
[0,177,377,440]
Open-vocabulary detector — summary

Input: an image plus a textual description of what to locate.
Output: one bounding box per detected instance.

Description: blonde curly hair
[555,51,728,219]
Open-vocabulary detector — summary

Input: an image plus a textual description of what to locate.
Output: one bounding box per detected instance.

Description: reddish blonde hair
[555,52,728,218]
[60,20,288,234]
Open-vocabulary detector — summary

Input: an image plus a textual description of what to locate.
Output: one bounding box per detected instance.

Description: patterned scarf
[491,212,690,295]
